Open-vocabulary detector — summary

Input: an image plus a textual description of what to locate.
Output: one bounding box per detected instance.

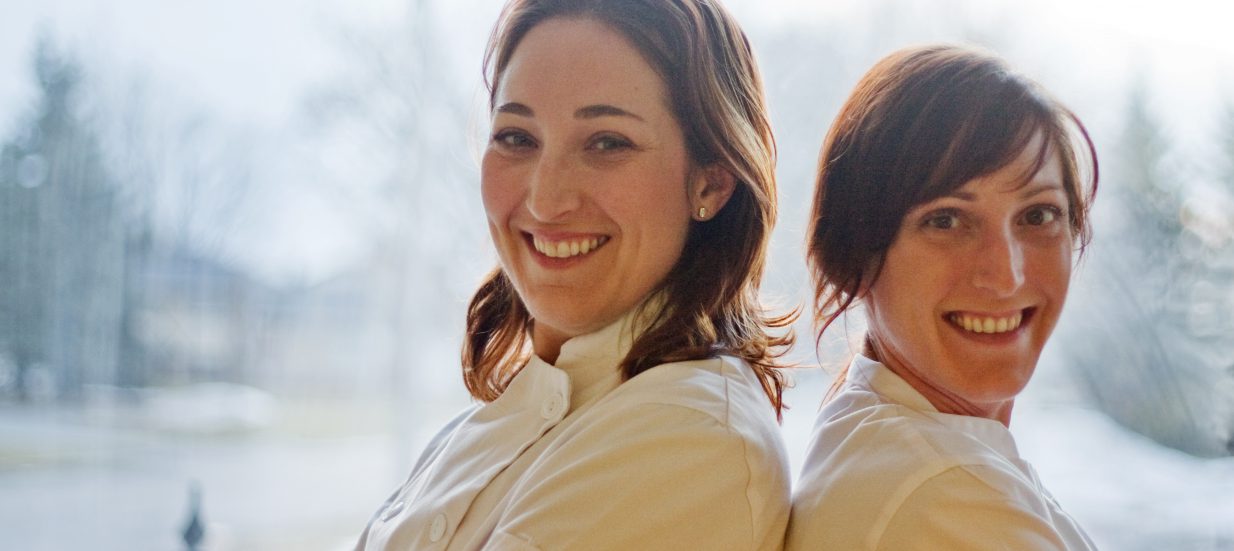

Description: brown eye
[492,129,536,150]
[924,212,960,230]
[588,133,634,152]
[1022,205,1063,226]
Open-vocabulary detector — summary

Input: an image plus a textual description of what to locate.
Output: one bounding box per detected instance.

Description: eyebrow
[943,181,1065,202]
[495,102,533,116]
[493,102,645,122]
[575,104,644,121]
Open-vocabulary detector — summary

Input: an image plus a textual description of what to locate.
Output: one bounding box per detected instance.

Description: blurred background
[1,0,1232,549]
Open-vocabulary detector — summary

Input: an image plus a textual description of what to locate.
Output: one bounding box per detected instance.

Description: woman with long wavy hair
[355,1,793,549]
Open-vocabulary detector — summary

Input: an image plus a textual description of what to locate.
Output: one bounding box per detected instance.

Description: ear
[688,164,737,222]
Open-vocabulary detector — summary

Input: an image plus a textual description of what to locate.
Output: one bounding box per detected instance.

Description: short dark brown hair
[464,0,792,416]
[808,44,1098,340]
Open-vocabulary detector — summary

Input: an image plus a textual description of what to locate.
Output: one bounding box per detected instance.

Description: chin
[973,363,1036,399]
[527,305,602,336]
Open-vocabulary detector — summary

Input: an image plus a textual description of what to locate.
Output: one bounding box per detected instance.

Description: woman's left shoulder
[500,355,791,551]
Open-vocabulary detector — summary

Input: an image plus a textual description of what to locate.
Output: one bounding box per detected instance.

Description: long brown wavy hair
[807,44,1099,390]
[462,0,793,417]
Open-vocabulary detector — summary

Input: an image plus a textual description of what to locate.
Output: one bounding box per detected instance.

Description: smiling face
[481,17,708,363]
[864,132,1074,425]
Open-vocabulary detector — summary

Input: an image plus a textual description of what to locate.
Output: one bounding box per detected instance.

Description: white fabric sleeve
[876,465,1073,551]
[485,403,789,551]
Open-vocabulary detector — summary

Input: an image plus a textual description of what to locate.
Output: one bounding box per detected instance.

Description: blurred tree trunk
[302,0,483,465]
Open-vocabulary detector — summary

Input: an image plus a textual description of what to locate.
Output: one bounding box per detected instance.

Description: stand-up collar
[525,302,656,415]
[847,354,1024,461]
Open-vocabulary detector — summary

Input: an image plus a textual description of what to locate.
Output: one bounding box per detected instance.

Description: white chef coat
[785,355,1096,551]
[356,309,791,551]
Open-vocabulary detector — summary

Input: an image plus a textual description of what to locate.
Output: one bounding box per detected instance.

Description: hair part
[465,0,793,417]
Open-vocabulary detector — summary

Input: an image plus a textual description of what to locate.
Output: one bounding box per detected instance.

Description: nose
[525,151,581,222]
[972,226,1026,297]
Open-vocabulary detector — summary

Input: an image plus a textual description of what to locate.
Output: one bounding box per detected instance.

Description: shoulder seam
[719,357,759,547]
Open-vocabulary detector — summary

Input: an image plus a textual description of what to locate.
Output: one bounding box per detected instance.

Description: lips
[946,308,1035,335]
[527,233,609,259]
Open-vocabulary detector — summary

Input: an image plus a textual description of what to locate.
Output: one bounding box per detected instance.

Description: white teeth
[949,312,1023,334]
[533,236,606,258]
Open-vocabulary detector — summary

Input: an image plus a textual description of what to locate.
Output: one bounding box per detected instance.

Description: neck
[532,323,568,365]
[864,336,1015,427]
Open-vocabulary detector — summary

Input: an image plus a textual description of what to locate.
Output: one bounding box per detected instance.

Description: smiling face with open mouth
[481,17,709,363]
[864,132,1074,425]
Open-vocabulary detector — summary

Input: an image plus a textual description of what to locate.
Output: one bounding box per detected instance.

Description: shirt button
[429,513,447,542]
[382,500,405,521]
[540,392,565,419]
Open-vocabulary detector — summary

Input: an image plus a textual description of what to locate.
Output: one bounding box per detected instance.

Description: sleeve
[485,402,790,551]
[875,465,1074,551]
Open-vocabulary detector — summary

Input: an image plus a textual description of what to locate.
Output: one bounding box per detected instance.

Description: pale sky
[1,0,1231,283]
[3,0,1231,133]
[0,0,420,131]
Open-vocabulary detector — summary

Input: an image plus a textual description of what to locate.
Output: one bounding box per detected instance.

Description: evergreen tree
[1222,99,1234,195]
[1061,79,1234,457]
[0,122,50,400]
[0,34,126,401]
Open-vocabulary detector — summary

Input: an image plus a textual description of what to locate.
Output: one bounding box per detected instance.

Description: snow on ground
[1012,352,1234,551]
[0,396,432,550]
[780,354,1234,551]
[1,367,1231,550]
[1016,399,1234,549]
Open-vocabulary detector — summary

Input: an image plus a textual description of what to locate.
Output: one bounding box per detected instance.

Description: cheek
[865,246,952,347]
[480,155,519,225]
[602,184,691,287]
[601,169,690,232]
[1034,240,1074,299]
[865,278,912,343]
[1048,251,1073,301]
[867,289,924,346]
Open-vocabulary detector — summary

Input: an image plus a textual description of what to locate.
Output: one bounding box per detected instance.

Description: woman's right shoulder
[788,397,1051,550]
[874,464,1085,550]
[787,398,939,541]
[789,458,1073,550]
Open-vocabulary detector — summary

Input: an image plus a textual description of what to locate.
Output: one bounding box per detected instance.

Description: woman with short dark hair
[787,44,1099,550]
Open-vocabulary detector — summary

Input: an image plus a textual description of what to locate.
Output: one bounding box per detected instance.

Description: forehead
[947,131,1065,199]
[494,17,670,113]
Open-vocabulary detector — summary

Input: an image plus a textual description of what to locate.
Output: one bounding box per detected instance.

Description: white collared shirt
[786,355,1096,551]
[356,310,791,550]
